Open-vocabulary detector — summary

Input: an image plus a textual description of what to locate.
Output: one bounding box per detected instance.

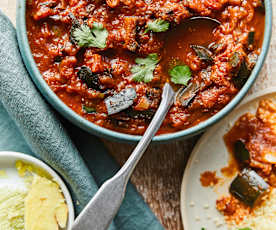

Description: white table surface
[1,0,16,24]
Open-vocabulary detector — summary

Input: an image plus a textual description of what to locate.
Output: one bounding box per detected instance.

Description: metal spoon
[189,16,221,25]
[71,83,175,230]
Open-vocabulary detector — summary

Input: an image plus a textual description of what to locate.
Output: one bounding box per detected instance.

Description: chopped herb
[131,54,159,83]
[144,19,170,33]
[105,88,137,115]
[169,65,192,86]
[71,22,108,49]
[230,52,242,68]
[191,45,213,63]
[82,105,96,114]
[239,228,252,230]
[248,31,255,46]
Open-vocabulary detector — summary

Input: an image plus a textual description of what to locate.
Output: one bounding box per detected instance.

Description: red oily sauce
[200,171,220,187]
[26,0,265,135]
[224,99,276,176]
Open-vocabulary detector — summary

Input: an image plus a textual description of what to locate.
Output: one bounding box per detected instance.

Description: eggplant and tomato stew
[26,0,265,135]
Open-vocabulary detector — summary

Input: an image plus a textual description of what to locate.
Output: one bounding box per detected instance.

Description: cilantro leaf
[82,105,96,114]
[71,22,108,49]
[145,19,170,33]
[169,65,192,85]
[131,54,159,83]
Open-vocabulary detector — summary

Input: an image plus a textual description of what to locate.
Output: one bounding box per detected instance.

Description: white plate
[180,88,276,230]
[0,151,75,229]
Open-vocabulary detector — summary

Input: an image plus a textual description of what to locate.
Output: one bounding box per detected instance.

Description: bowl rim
[0,151,75,229]
[16,0,273,143]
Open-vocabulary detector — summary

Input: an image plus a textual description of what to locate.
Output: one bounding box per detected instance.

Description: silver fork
[71,83,175,230]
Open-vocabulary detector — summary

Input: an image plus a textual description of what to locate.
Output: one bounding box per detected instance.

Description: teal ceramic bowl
[16,0,272,143]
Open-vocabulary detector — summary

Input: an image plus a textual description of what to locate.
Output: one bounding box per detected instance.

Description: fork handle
[72,83,175,230]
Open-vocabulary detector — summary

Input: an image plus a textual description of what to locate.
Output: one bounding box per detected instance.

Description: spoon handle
[72,83,175,230]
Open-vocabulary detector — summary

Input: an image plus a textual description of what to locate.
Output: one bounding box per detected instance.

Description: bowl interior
[16,0,273,143]
[0,151,75,229]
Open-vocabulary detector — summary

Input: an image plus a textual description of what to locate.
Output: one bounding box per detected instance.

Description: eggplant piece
[109,116,130,128]
[248,31,255,46]
[234,140,250,164]
[233,61,251,89]
[175,83,199,108]
[125,108,155,121]
[258,0,265,11]
[208,42,220,53]
[82,105,96,114]
[78,67,113,91]
[77,66,100,90]
[69,14,81,45]
[208,42,218,51]
[230,52,242,68]
[105,88,137,115]
[54,55,63,63]
[191,45,214,64]
[230,168,269,207]
[38,1,58,8]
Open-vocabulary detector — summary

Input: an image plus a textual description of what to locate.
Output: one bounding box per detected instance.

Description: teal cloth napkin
[0,10,164,230]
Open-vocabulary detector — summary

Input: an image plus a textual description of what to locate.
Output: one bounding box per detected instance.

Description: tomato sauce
[224,99,276,176]
[26,0,265,135]
[200,170,220,187]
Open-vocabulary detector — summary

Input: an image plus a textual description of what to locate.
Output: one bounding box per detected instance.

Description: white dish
[0,151,75,229]
[180,88,276,230]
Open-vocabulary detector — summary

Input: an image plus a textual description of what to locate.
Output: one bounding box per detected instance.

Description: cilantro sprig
[169,65,192,85]
[82,105,96,114]
[144,19,170,33]
[71,22,108,49]
[131,54,159,83]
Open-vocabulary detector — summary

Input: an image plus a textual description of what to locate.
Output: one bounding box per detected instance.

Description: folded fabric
[0,10,164,230]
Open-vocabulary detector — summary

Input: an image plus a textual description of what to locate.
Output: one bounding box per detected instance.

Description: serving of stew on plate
[26,0,265,135]
[216,99,276,224]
